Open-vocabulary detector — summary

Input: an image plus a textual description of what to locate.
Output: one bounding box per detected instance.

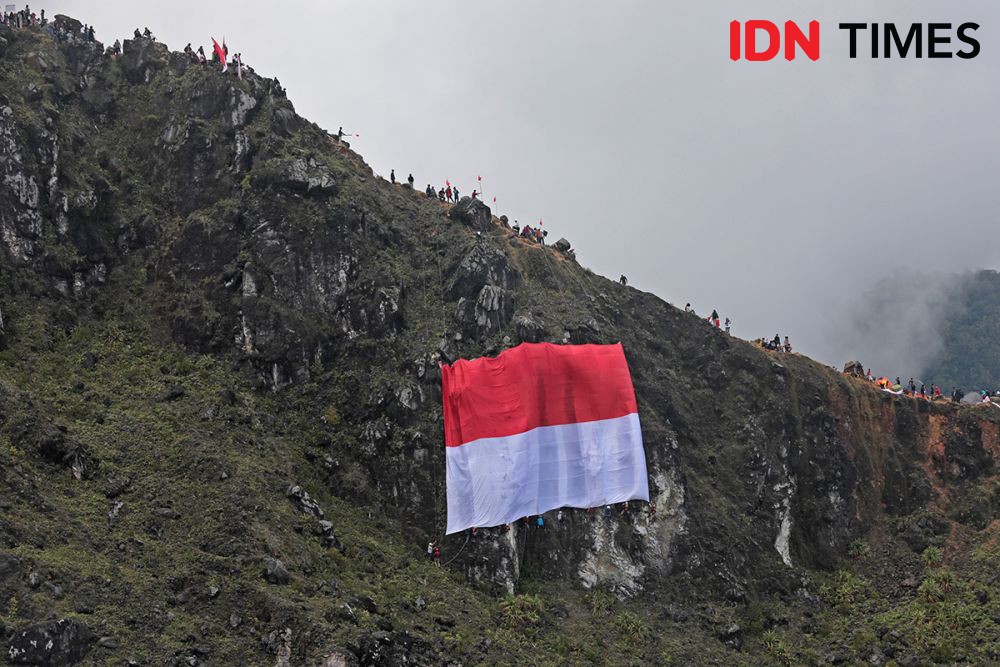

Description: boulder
[120,38,169,84]
[262,557,289,585]
[6,618,93,666]
[842,360,864,377]
[448,197,492,231]
[554,237,572,252]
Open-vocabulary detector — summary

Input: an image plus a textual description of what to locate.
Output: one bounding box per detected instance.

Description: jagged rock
[554,237,571,252]
[262,557,289,585]
[6,618,93,666]
[446,239,520,300]
[255,156,337,195]
[455,286,513,339]
[514,313,546,343]
[843,360,864,377]
[287,484,325,519]
[448,197,492,231]
[121,37,169,84]
[567,318,602,344]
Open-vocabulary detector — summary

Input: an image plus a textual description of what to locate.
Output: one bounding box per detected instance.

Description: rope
[441,531,471,567]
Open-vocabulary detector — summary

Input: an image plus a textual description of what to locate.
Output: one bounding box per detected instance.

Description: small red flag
[212,38,228,72]
[477,175,482,181]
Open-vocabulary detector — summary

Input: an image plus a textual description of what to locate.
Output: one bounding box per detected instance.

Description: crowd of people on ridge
[2,4,43,29]
[377,167,560,249]
[849,367,1000,405]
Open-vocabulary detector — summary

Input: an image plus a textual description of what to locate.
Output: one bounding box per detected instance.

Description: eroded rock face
[446,239,520,300]
[6,618,93,666]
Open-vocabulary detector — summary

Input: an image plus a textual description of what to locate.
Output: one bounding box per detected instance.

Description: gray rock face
[6,618,93,666]
[455,286,513,340]
[554,237,571,252]
[446,239,520,300]
[448,197,492,231]
[256,156,338,195]
[514,313,547,343]
[121,37,169,84]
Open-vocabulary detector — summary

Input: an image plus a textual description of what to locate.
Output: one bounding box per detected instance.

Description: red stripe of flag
[440,342,638,447]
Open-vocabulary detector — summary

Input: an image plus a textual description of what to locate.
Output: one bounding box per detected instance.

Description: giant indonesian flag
[441,342,649,534]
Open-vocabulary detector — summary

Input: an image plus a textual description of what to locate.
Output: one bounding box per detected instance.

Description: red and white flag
[441,342,648,534]
[212,38,228,72]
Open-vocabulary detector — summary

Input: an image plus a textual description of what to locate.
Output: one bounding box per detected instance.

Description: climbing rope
[441,531,471,567]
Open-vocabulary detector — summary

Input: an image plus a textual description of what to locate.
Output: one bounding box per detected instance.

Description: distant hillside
[922,270,1000,391]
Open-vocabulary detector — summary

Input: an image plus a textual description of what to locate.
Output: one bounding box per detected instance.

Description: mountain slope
[921,269,1000,391]
[0,17,999,666]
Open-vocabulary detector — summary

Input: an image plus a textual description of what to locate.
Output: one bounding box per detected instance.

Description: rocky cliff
[1,18,998,666]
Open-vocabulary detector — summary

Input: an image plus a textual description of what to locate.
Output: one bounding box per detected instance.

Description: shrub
[499,594,545,630]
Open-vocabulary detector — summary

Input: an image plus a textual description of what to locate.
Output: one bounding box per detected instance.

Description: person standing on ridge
[784,336,792,353]
[407,173,414,187]
[620,275,628,286]
[711,310,720,328]
[390,169,395,184]
[724,317,731,333]
[453,186,460,201]
[446,184,452,201]
[471,189,479,200]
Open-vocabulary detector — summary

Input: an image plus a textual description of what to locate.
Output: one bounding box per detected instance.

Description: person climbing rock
[427,542,434,562]
[536,515,544,529]
[620,275,628,286]
[684,303,693,314]
[471,190,478,200]
[433,544,442,566]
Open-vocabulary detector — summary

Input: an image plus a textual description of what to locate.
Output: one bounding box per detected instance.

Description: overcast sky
[48,1,1000,372]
